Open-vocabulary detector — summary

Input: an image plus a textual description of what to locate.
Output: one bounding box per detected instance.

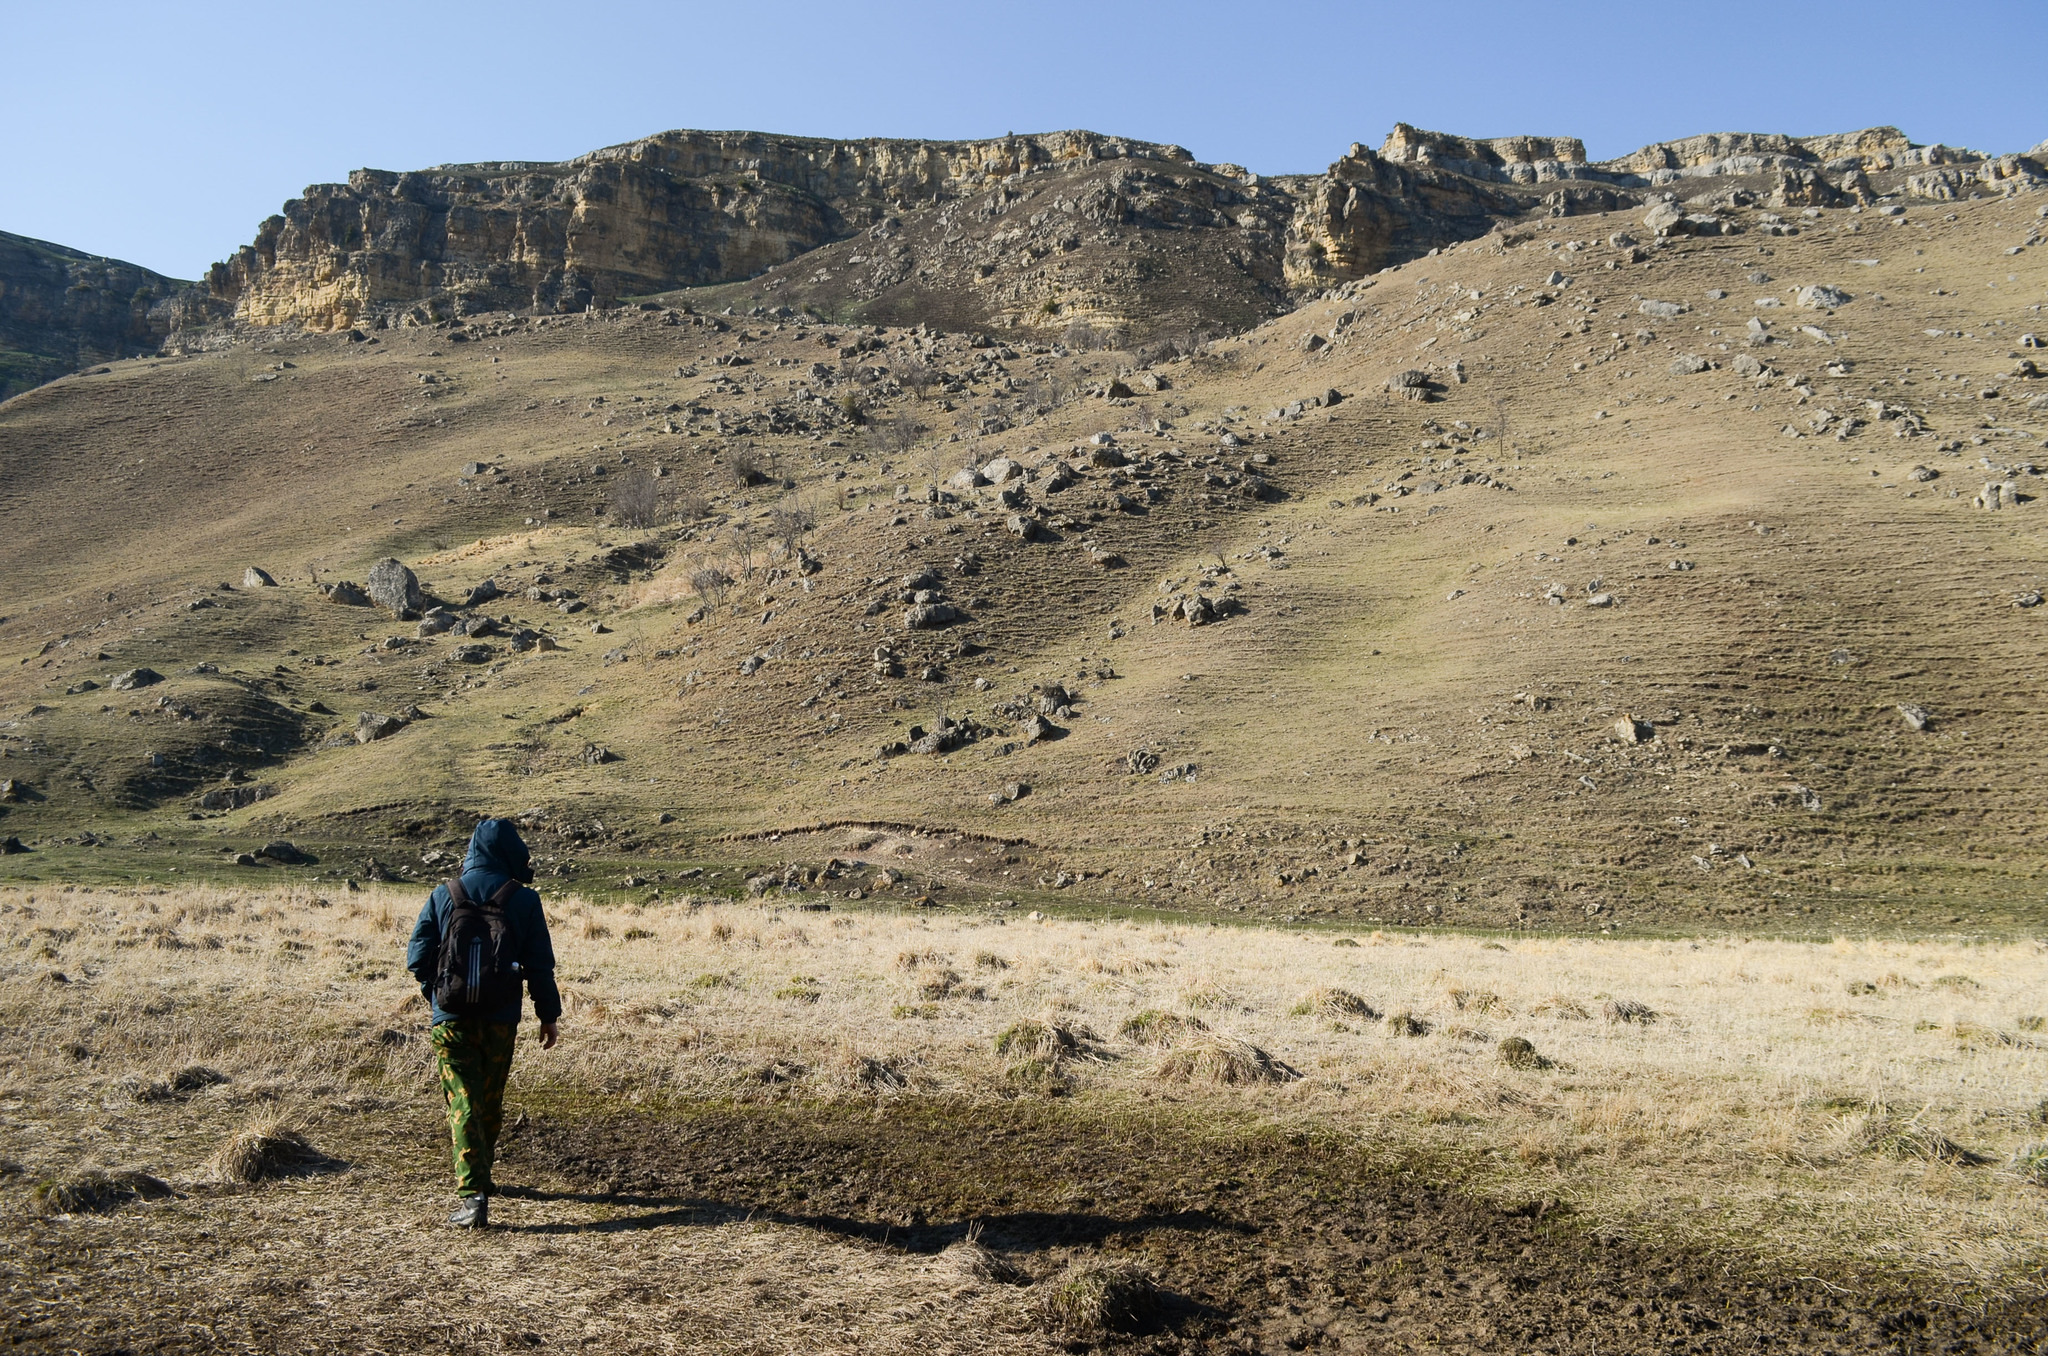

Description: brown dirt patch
[521,1097,2048,1353]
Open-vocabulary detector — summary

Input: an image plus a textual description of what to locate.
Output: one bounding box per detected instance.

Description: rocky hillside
[2,179,2044,935]
[0,231,219,401]
[196,124,2046,347]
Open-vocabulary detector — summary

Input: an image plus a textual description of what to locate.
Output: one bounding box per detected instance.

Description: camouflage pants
[431,1020,517,1196]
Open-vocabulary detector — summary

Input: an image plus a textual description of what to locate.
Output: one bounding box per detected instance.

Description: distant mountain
[0,231,219,401]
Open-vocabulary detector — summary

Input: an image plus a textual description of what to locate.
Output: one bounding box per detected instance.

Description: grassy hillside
[1,192,2044,936]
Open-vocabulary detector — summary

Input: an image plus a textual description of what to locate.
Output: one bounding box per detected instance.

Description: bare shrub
[689,565,733,608]
[865,414,927,457]
[896,362,938,400]
[671,490,710,523]
[608,469,662,528]
[1155,1033,1295,1085]
[725,445,767,490]
[1038,1260,1161,1337]
[767,502,814,554]
[210,1115,327,1183]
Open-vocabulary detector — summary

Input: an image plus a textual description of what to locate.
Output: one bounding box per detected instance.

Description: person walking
[405,817,561,1229]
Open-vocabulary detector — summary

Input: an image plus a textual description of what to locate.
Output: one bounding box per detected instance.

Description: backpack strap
[445,877,470,909]
[487,877,523,909]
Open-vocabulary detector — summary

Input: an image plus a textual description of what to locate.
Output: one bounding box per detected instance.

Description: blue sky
[4,0,2041,279]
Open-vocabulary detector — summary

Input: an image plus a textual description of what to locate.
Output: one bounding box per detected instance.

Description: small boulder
[1898,704,1931,732]
[904,602,963,630]
[355,712,406,744]
[463,580,501,607]
[320,581,371,607]
[365,558,425,618]
[242,567,277,588]
[1669,354,1712,375]
[110,668,163,691]
[1796,285,1851,310]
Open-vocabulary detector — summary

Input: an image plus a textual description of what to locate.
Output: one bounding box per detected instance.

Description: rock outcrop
[204,129,1220,331]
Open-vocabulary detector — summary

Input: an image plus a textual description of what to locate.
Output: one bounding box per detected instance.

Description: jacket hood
[463,818,535,883]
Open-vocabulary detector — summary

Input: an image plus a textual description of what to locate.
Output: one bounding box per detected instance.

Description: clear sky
[4,0,2041,281]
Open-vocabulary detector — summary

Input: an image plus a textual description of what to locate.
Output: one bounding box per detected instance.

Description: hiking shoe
[448,1194,489,1229]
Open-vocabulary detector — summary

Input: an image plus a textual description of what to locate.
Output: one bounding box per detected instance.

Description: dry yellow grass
[6,879,2046,1300]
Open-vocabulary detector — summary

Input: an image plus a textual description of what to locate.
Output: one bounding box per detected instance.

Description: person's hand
[537,1022,559,1050]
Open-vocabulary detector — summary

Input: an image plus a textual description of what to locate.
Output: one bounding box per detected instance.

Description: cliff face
[204,129,1209,330]
[1280,143,1528,290]
[183,121,2048,339]
[0,231,217,401]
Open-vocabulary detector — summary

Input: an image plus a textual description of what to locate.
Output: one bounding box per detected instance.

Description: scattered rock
[1613,716,1652,744]
[0,836,27,854]
[579,743,616,765]
[1638,300,1688,319]
[109,668,163,691]
[198,784,275,811]
[450,643,493,664]
[464,580,501,607]
[257,840,309,865]
[242,567,276,588]
[1669,354,1712,375]
[904,602,963,630]
[1796,285,1851,309]
[1898,704,1932,732]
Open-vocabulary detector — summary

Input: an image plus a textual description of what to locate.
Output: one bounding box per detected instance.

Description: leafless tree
[689,564,733,608]
[768,500,815,554]
[608,469,662,528]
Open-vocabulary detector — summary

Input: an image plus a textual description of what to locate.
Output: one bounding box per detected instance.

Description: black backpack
[432,876,525,1017]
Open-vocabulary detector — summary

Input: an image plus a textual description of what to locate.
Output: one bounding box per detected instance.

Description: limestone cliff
[1279,143,1527,290]
[0,231,218,401]
[204,129,1210,331]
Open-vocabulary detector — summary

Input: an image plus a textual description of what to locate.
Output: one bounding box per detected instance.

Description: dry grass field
[5,881,2046,1352]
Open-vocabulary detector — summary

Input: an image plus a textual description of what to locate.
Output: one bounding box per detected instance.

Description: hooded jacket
[405,818,562,1027]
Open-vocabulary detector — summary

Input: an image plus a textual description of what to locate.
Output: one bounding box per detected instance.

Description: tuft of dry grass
[1383,1009,1431,1037]
[1156,1033,1296,1086]
[32,1170,173,1215]
[1859,1112,1987,1166]
[209,1115,328,1184]
[1290,987,1379,1020]
[947,1225,1026,1285]
[2010,1143,2048,1187]
[1604,998,1657,1025]
[1498,1036,1549,1071]
[1118,1009,1207,1046]
[1036,1259,1160,1337]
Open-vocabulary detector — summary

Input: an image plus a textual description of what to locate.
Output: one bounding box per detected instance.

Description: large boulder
[366,558,424,617]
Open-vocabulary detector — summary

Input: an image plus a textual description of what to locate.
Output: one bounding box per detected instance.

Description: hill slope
[1,167,2045,936]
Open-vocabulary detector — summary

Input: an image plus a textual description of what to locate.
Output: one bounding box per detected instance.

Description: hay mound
[1156,1033,1297,1085]
[1498,1036,1550,1070]
[34,1170,173,1215]
[1604,998,1657,1025]
[1038,1260,1161,1337]
[209,1116,326,1184]
[1530,995,1591,1020]
[1118,1010,1208,1046]
[1290,987,1379,1020]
